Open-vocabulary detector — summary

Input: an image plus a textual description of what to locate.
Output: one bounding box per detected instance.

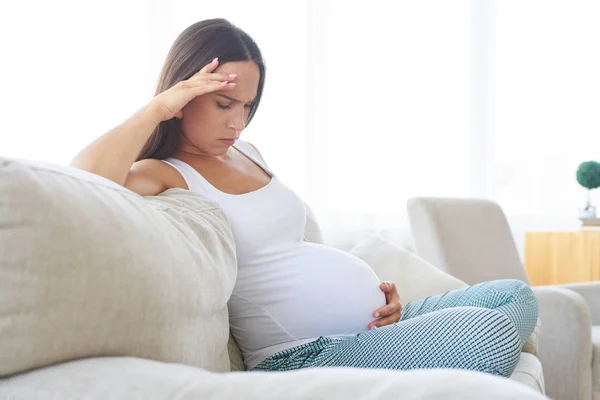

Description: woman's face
[178,60,260,157]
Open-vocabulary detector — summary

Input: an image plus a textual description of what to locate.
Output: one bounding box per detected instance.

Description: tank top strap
[160,158,216,195]
[233,140,276,178]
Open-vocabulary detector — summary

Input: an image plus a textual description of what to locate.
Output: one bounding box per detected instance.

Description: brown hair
[137,18,266,161]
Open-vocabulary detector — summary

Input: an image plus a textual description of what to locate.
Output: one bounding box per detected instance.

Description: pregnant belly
[232,243,387,344]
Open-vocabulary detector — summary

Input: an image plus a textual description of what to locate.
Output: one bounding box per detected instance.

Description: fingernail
[212,57,219,63]
[375,312,380,317]
[229,74,237,78]
[228,82,236,86]
[386,282,391,289]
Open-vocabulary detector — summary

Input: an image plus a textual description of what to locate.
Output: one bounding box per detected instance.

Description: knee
[502,279,539,319]
[492,279,538,316]
[458,307,522,377]
[507,279,532,294]
[495,279,532,297]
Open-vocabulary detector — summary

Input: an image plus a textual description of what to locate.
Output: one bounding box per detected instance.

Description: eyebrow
[217,93,256,105]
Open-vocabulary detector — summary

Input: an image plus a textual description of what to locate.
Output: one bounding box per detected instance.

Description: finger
[197,57,220,75]
[190,80,236,97]
[379,281,393,292]
[373,303,400,318]
[191,72,237,84]
[210,72,238,82]
[369,314,401,330]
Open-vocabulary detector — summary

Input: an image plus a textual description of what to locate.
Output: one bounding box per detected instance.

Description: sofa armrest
[551,282,600,326]
[533,287,592,400]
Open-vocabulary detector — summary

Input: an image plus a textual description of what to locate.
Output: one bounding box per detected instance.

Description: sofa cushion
[0,356,548,399]
[510,352,545,395]
[349,233,541,356]
[0,158,237,376]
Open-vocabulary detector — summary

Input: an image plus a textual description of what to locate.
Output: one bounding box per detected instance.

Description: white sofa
[0,157,550,399]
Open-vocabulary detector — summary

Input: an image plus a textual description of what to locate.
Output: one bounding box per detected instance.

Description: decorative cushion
[349,234,467,304]
[0,158,237,376]
[349,233,540,356]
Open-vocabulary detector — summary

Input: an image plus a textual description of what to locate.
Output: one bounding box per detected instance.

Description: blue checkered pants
[252,279,538,377]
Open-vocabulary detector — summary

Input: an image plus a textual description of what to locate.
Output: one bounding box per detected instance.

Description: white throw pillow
[349,233,467,305]
[349,233,539,355]
[0,158,237,376]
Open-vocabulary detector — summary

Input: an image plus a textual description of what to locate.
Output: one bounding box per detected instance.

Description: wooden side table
[524,231,600,285]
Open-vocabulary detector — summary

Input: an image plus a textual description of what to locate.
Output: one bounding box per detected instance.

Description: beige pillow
[349,234,467,304]
[0,158,237,376]
[349,234,539,355]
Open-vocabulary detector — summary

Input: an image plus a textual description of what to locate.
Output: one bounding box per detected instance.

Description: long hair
[137,18,266,161]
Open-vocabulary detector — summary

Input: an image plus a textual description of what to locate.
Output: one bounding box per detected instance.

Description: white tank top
[161,140,385,369]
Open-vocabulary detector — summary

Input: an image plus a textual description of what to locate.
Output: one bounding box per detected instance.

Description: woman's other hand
[369,281,402,330]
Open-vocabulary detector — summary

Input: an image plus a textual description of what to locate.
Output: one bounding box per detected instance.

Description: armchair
[407,197,598,400]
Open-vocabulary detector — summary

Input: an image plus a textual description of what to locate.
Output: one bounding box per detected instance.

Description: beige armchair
[407,197,598,400]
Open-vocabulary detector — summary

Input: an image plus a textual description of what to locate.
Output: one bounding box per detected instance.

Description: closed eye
[217,102,253,110]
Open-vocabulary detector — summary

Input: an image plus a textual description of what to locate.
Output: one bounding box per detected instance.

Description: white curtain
[1,0,599,255]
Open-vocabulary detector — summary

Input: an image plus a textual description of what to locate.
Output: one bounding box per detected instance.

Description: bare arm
[70,102,163,188]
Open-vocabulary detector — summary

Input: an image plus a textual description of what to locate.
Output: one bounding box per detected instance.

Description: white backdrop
[1,0,598,256]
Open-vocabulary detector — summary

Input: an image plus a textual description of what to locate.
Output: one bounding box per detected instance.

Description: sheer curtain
[0,0,154,164]
[492,0,600,256]
[301,0,472,249]
[494,0,600,217]
[1,1,598,254]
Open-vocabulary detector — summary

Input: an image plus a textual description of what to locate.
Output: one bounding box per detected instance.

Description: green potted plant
[576,161,600,218]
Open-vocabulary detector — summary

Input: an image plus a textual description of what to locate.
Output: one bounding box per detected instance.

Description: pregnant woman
[71,18,538,377]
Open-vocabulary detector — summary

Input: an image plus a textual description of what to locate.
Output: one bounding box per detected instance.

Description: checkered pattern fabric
[252,279,538,377]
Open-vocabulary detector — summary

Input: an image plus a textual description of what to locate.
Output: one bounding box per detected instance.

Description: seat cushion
[509,352,545,395]
[0,357,549,400]
[0,158,237,376]
[591,325,600,399]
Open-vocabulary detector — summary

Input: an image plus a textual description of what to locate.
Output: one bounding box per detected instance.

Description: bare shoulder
[125,158,188,196]
[245,141,268,165]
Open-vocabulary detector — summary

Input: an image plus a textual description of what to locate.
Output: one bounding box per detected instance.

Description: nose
[227,106,246,133]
